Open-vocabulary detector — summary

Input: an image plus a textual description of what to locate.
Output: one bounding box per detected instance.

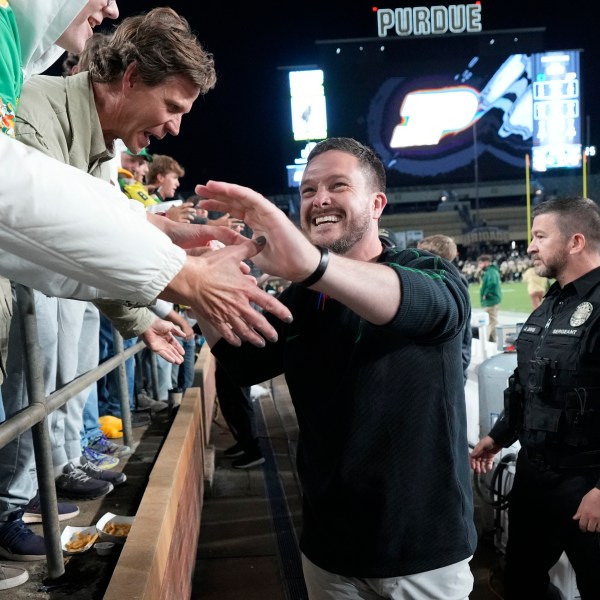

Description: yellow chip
[104,522,131,537]
[65,532,97,551]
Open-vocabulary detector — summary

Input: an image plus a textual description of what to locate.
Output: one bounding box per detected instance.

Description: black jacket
[490,266,600,477]
[214,247,476,577]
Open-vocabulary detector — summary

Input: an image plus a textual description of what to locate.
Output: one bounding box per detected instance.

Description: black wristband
[298,246,330,287]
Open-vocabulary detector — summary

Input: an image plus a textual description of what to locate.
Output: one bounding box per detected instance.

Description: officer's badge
[570,302,593,327]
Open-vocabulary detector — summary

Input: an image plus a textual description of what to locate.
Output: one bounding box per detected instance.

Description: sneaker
[88,433,131,458]
[0,563,29,590]
[232,449,266,469]
[79,458,126,487]
[56,463,113,500]
[22,492,79,524]
[137,393,168,413]
[136,392,155,408]
[82,445,120,470]
[223,442,245,458]
[150,400,169,414]
[132,411,152,428]
[0,512,46,561]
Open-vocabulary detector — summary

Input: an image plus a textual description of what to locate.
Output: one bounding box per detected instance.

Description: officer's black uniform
[489,266,600,599]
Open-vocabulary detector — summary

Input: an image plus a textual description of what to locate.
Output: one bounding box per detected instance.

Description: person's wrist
[298,246,329,287]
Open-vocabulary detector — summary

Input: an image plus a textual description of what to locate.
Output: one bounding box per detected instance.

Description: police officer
[470,196,600,600]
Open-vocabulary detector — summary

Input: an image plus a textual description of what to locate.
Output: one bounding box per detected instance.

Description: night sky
[49,1,600,196]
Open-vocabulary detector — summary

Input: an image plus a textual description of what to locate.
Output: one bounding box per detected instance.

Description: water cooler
[476,343,519,536]
[478,349,516,440]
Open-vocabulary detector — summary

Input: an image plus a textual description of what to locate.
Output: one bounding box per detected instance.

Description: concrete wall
[104,346,215,600]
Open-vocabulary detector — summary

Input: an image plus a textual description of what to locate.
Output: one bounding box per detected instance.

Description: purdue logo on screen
[377,4,483,38]
[390,87,480,148]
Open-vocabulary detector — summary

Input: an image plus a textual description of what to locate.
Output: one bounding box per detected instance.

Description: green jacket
[480,264,502,307]
[0,4,21,138]
[0,3,21,382]
[15,72,155,338]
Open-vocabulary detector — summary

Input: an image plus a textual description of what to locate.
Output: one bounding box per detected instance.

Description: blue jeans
[97,315,136,418]
[0,388,5,423]
[171,336,196,391]
[81,382,102,446]
[138,348,171,401]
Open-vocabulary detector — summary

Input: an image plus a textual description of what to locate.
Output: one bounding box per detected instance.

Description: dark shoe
[0,512,46,561]
[79,458,126,486]
[232,449,265,469]
[22,491,79,524]
[223,442,245,458]
[56,463,114,500]
[0,563,29,589]
[132,411,152,428]
[137,393,169,414]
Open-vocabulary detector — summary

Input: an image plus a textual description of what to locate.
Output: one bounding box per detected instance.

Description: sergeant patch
[570,302,593,327]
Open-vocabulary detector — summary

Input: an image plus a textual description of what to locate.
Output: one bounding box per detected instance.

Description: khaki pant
[484,304,499,342]
[302,553,474,600]
[0,277,13,386]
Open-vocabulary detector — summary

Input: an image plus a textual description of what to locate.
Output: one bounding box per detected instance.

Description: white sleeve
[0,135,186,303]
[151,299,175,319]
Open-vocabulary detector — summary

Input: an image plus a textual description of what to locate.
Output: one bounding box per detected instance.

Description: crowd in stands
[0,5,264,589]
[458,243,533,284]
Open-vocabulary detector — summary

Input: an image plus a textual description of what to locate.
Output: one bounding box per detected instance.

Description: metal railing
[0,284,154,579]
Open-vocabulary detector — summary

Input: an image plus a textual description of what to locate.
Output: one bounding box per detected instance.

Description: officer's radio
[527,358,551,394]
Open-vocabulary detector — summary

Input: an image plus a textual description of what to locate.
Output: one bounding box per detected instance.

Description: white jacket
[0,134,186,303]
[0,0,187,303]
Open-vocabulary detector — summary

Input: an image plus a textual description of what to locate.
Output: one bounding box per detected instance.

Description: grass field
[469,281,533,315]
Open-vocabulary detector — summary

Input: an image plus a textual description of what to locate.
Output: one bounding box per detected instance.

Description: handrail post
[112,327,133,448]
[15,284,64,579]
[150,353,160,400]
